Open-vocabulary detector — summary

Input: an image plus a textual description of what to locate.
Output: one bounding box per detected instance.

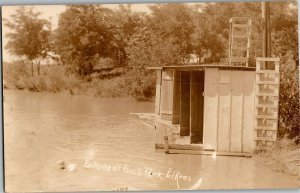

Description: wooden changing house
[149,58,280,155]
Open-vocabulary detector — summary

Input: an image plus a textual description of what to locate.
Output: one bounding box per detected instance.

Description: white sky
[1,4,153,62]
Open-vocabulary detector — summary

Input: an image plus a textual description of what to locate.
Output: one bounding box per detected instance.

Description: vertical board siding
[203,68,219,150]
[217,70,231,152]
[155,67,256,153]
[230,71,244,152]
[242,71,256,152]
[160,70,174,121]
[155,70,162,115]
[172,71,181,124]
[190,71,205,144]
[180,71,190,136]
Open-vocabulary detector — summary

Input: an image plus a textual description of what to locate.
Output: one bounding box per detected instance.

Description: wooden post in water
[164,136,169,154]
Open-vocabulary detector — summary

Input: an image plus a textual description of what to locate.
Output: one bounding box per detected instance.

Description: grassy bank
[257,137,300,178]
[3,61,155,101]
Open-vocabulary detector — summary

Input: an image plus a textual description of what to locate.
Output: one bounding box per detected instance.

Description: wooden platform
[131,113,179,129]
[155,143,203,151]
[155,148,252,157]
[131,113,252,157]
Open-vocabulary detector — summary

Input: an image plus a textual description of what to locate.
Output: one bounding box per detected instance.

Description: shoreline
[3,62,156,102]
[3,88,155,103]
[255,139,300,180]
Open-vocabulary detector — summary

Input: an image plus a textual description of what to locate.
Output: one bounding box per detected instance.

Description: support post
[262,2,272,59]
[164,136,169,154]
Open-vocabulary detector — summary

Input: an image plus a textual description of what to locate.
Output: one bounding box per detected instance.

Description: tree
[148,4,195,65]
[270,1,299,141]
[5,6,51,76]
[109,5,147,66]
[126,26,180,67]
[278,54,299,141]
[54,5,115,76]
[191,2,261,63]
[271,1,298,64]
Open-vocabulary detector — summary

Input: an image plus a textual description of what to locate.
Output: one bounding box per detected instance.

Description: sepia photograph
[1,0,300,192]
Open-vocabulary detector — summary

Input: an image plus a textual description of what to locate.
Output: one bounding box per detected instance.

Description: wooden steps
[255,58,280,150]
[228,17,252,67]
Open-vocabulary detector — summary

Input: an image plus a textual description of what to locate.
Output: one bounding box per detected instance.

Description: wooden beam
[162,65,256,71]
[155,143,203,150]
[156,148,252,157]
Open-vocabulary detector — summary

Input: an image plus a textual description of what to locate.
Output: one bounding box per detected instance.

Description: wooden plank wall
[242,71,255,152]
[160,70,174,121]
[203,68,219,150]
[217,70,231,152]
[230,71,244,152]
[155,70,162,115]
[203,68,256,153]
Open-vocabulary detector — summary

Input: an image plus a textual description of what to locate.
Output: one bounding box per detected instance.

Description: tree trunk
[31,60,34,76]
[37,60,40,76]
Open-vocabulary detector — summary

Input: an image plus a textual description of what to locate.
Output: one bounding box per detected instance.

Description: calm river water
[3,90,299,192]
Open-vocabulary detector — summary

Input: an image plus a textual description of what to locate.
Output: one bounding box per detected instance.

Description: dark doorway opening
[190,71,204,144]
[177,71,205,144]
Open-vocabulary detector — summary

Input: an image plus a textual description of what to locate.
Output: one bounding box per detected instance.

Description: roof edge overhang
[147,65,256,71]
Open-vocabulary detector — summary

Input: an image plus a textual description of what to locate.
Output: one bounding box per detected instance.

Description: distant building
[41,52,61,65]
[189,54,199,64]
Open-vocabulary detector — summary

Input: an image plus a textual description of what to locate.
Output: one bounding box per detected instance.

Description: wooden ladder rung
[256,104,278,108]
[256,81,279,85]
[232,47,248,51]
[255,126,277,131]
[231,57,248,63]
[256,93,278,97]
[256,70,278,74]
[254,137,276,142]
[233,24,250,28]
[256,57,280,62]
[232,34,249,39]
[256,115,278,119]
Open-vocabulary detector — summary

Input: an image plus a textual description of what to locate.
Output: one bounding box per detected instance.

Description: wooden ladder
[254,57,280,150]
[228,17,252,67]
